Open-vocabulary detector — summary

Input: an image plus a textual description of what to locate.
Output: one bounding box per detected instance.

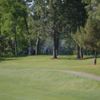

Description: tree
[84,18,100,65]
[29,0,46,55]
[84,0,100,64]
[69,0,87,59]
[0,0,28,56]
[73,27,86,59]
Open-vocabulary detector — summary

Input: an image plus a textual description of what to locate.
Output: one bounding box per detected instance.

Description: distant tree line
[0,0,100,64]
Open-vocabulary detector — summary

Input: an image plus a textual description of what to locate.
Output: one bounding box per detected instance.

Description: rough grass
[0,56,100,100]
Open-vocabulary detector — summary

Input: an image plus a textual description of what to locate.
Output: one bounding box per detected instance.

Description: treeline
[0,0,100,64]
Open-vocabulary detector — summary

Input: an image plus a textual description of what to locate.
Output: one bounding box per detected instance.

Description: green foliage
[84,18,100,50]
[73,27,86,48]
[84,0,100,51]
[0,0,99,57]
[0,0,29,56]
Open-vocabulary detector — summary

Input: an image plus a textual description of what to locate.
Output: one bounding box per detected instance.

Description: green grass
[0,56,100,100]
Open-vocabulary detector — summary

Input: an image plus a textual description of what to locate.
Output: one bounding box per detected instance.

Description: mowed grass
[0,56,100,100]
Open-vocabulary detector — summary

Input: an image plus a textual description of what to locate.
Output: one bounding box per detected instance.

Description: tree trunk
[35,37,40,55]
[24,16,32,56]
[53,31,59,59]
[28,39,31,55]
[94,51,97,65]
[80,47,84,59]
[77,45,81,59]
[14,30,18,56]
[76,45,84,59]
[53,47,58,59]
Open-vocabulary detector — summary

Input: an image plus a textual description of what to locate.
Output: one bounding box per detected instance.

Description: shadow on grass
[84,56,93,60]
[0,57,17,62]
[0,55,100,62]
[0,55,28,62]
[58,57,77,60]
[57,56,100,60]
[84,55,100,60]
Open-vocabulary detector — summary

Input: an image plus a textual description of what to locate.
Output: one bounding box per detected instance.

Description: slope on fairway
[0,56,100,100]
